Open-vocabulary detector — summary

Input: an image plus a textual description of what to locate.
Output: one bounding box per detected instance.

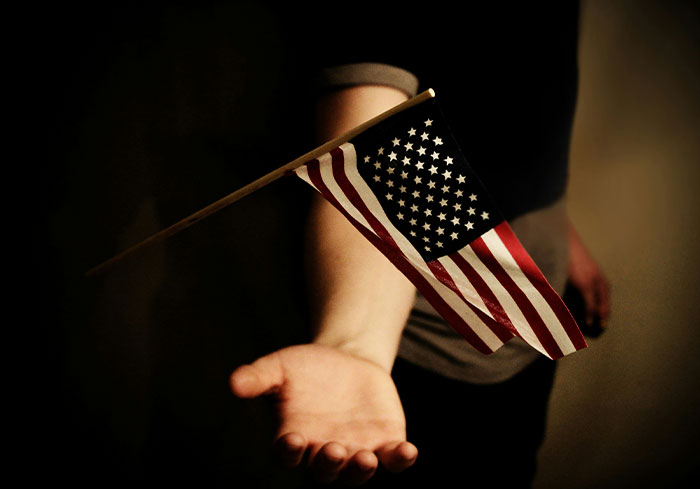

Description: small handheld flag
[86,88,587,359]
[294,94,586,359]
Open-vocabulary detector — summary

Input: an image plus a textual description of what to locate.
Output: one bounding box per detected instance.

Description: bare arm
[231,85,419,485]
[307,85,417,371]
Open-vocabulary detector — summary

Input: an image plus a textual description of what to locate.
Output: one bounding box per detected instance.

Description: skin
[233,86,418,485]
[230,85,610,485]
[231,345,417,485]
[568,223,611,329]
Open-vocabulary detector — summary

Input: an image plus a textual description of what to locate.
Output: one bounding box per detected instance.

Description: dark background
[37,1,315,486]
[35,1,700,487]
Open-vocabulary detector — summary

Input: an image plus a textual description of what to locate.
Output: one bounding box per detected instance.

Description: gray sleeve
[315,62,419,98]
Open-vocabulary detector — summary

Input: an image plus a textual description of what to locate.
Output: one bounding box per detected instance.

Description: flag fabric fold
[294,96,586,359]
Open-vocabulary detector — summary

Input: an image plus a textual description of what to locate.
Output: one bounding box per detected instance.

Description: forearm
[307,85,417,372]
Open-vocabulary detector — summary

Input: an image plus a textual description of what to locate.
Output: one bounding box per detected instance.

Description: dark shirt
[301,2,580,220]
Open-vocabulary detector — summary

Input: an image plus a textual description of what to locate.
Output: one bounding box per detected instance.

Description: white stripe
[295,153,377,238]
[293,164,316,190]
[457,244,547,355]
[481,229,577,354]
[315,150,376,237]
[338,144,506,351]
[436,255,494,320]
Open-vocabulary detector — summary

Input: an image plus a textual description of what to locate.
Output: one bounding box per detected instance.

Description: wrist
[312,330,400,373]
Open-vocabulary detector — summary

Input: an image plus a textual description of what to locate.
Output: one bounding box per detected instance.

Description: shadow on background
[536,1,700,488]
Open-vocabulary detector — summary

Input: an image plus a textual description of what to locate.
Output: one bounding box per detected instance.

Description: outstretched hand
[230,344,417,485]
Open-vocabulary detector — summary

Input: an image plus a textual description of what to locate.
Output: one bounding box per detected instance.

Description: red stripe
[445,252,516,342]
[494,222,587,350]
[470,235,564,359]
[306,151,496,354]
[428,260,513,343]
[307,158,408,268]
[329,148,401,250]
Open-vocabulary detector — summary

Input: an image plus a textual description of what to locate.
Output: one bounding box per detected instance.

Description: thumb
[230,351,284,399]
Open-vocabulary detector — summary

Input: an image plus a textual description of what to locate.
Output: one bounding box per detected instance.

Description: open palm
[230,344,417,484]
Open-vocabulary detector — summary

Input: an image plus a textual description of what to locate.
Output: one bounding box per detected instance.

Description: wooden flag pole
[85,88,436,277]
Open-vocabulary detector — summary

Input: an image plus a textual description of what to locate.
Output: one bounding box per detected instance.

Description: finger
[376,441,418,473]
[580,284,597,327]
[596,276,612,323]
[230,352,284,398]
[310,442,348,483]
[274,432,307,469]
[340,450,378,486]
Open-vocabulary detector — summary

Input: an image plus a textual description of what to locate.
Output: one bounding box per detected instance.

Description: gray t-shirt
[399,199,569,383]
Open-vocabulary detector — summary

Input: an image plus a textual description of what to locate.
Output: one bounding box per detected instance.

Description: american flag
[295,97,586,359]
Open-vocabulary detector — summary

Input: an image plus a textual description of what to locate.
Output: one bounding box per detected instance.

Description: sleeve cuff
[315,62,420,98]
